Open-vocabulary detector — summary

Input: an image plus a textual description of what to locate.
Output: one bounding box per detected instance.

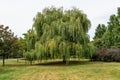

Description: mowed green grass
[0,59,120,80]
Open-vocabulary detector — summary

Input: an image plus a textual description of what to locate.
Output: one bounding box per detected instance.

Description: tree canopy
[0,25,25,66]
[94,24,106,39]
[93,24,107,49]
[23,7,96,64]
[93,8,120,49]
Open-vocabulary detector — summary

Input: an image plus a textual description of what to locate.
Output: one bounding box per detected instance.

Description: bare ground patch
[17,71,60,80]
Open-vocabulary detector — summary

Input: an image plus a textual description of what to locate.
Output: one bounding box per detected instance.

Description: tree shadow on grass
[35,60,93,66]
[0,63,29,67]
[0,59,94,67]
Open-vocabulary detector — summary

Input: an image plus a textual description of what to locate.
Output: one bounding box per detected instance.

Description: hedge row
[91,48,120,62]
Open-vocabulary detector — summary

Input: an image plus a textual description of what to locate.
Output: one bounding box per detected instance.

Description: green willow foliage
[24,7,95,64]
[24,49,36,64]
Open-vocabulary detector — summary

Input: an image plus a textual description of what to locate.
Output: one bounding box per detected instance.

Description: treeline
[93,8,120,48]
[91,8,120,61]
[0,7,120,66]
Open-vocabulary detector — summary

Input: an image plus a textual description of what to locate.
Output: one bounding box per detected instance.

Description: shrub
[91,48,120,62]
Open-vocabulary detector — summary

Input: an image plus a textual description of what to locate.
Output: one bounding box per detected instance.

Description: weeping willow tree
[23,29,36,64]
[24,7,94,64]
[23,29,36,51]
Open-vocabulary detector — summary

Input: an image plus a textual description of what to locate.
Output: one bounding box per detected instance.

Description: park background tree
[0,25,14,66]
[0,25,25,66]
[93,8,120,49]
[93,24,107,49]
[102,8,120,48]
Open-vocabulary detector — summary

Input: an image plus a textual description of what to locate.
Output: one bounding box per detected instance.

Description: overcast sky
[0,0,120,40]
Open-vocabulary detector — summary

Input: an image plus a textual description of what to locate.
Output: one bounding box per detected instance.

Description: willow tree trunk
[2,54,5,66]
[62,55,66,63]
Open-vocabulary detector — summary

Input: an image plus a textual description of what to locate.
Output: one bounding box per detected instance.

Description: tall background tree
[0,25,14,66]
[0,25,25,66]
[93,24,107,49]
[93,8,120,49]
[94,24,106,39]
[102,8,120,48]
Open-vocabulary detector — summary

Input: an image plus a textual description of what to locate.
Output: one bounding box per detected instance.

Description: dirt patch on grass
[18,72,81,80]
[67,74,80,80]
[18,71,60,80]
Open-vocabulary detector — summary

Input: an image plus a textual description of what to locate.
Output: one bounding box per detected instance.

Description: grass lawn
[0,59,120,80]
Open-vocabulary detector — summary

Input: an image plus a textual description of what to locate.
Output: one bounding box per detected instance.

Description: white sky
[0,0,120,40]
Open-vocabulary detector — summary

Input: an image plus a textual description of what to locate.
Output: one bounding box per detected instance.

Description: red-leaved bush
[91,48,120,62]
